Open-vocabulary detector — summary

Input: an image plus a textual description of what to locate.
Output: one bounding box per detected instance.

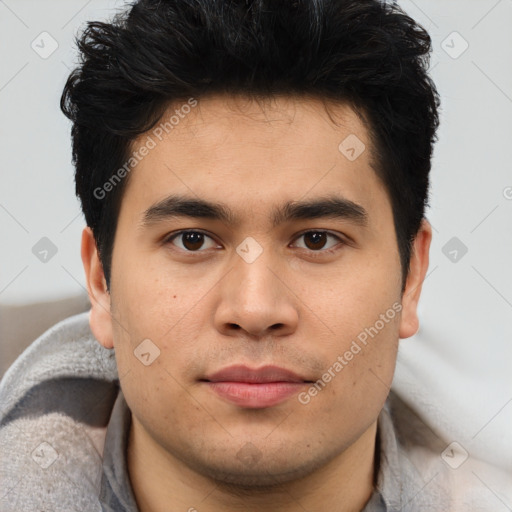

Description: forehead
[121,94,389,227]
[150,94,370,157]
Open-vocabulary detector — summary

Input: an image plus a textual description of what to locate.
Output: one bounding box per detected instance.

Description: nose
[213,247,299,339]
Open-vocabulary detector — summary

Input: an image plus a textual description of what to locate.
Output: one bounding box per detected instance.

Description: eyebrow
[140,194,368,229]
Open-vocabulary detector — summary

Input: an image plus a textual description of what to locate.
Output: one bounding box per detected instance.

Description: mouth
[200,365,314,409]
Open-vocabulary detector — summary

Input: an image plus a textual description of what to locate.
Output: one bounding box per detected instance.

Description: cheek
[108,264,210,414]
[304,271,401,405]
[301,316,399,441]
[308,264,401,339]
[111,324,196,435]
[110,250,211,345]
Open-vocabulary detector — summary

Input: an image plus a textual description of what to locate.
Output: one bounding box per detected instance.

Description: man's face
[92,95,413,486]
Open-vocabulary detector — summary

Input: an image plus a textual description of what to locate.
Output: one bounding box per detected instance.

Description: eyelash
[163,229,347,258]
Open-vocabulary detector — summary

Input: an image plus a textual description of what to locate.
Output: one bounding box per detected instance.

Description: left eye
[291,231,342,252]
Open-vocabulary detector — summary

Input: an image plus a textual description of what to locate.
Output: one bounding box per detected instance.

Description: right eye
[165,230,220,252]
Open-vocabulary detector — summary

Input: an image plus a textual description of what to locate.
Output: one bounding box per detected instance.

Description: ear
[81,227,114,349]
[399,219,432,339]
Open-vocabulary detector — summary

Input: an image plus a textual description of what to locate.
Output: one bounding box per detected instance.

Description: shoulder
[0,312,118,512]
[383,391,512,511]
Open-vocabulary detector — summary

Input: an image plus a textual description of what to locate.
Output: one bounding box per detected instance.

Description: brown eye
[303,232,328,250]
[181,232,205,251]
[167,231,217,252]
[292,231,344,253]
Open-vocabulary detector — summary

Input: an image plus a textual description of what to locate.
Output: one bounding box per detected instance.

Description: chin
[185,448,334,491]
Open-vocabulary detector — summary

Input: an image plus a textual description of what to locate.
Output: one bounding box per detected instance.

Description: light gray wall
[1,0,122,303]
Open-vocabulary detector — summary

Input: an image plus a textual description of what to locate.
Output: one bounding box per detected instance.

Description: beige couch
[0,292,91,378]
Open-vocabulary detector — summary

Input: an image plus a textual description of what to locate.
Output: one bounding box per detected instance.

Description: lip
[202,365,311,409]
[204,364,307,383]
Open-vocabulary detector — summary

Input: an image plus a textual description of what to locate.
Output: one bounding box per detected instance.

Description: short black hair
[61,0,440,291]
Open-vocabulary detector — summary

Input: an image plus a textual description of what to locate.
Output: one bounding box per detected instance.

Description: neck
[127,419,378,512]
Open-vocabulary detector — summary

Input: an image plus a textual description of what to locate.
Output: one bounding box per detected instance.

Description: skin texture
[82,95,431,512]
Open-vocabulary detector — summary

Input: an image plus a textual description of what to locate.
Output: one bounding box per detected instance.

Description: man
[3,0,506,510]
